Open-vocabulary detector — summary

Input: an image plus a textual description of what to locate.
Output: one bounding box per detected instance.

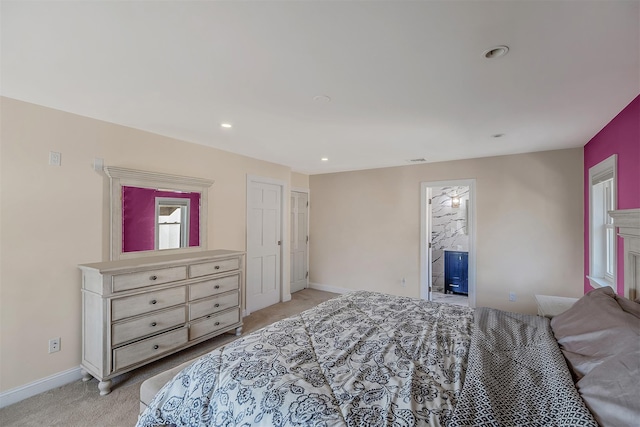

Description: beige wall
[0,97,294,392]
[290,172,309,189]
[309,148,584,313]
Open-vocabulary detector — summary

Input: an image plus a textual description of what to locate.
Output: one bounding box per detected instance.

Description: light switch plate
[49,151,62,166]
[93,157,104,172]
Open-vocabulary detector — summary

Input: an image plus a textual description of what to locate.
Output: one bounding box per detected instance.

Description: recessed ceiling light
[221,123,232,128]
[321,157,329,161]
[483,45,509,59]
[313,95,331,103]
[492,133,505,138]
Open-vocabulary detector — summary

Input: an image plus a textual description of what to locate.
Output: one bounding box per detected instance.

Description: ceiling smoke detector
[313,95,331,103]
[483,45,509,59]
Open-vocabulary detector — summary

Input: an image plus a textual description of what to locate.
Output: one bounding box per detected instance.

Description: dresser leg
[80,368,92,382]
[98,380,112,396]
[235,326,243,336]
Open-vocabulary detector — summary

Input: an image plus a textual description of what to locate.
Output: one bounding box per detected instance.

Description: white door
[247,180,282,313]
[426,188,433,302]
[290,191,308,293]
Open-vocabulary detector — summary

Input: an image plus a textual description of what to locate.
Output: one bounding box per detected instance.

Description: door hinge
[306,271,309,278]
[428,198,432,205]
[277,240,281,246]
[428,242,432,248]
[306,235,309,243]
[306,201,309,207]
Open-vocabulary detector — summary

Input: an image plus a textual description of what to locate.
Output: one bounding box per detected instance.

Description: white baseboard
[308,282,353,295]
[0,366,82,408]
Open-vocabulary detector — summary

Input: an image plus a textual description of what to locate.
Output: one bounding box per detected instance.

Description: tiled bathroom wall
[431,186,469,292]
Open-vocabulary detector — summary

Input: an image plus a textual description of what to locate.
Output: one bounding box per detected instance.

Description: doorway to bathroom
[420,179,476,307]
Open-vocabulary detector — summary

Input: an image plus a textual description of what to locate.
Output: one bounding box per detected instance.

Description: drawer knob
[150,299,157,305]
[151,322,157,327]
[214,265,221,270]
[153,345,159,350]
[215,322,220,326]
[214,303,220,308]
[214,285,220,289]
[150,275,158,281]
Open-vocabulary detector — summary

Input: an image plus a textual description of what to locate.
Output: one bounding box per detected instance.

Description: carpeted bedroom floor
[0,289,337,427]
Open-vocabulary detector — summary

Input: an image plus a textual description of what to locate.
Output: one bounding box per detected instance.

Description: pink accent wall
[584,95,640,294]
[122,186,201,252]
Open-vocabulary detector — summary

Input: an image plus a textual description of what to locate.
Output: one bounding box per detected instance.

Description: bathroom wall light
[451,197,461,208]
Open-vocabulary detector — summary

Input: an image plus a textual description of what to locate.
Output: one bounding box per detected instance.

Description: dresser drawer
[113,327,188,371]
[112,306,187,346]
[111,286,186,321]
[189,274,240,301]
[190,291,239,320]
[189,258,240,278]
[189,308,240,340]
[112,266,187,292]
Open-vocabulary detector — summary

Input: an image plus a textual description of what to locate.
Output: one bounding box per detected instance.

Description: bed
[136,287,639,427]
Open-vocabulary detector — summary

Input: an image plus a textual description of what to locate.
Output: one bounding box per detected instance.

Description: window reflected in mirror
[156,198,190,250]
[122,186,200,253]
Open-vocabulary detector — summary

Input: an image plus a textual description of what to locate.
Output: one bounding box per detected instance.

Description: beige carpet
[0,289,337,427]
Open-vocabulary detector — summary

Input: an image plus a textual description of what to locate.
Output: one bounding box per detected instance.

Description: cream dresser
[79,249,244,395]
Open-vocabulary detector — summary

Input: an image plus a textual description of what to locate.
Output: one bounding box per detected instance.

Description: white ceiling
[2,1,638,174]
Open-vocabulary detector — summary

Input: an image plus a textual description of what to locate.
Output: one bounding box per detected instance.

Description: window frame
[155,197,190,251]
[587,154,617,290]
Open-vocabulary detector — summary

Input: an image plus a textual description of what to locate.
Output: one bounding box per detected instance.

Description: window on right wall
[588,154,617,290]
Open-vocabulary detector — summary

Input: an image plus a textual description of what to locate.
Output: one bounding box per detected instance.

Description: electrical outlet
[49,151,62,166]
[509,292,517,302]
[49,337,61,353]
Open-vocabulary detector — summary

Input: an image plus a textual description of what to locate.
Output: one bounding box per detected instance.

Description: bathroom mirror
[104,166,214,260]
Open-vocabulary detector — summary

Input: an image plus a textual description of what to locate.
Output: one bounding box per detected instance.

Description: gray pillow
[617,293,640,319]
[550,287,640,427]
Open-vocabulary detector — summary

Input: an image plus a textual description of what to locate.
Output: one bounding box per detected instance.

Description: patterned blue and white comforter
[137,291,474,426]
[136,291,597,426]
